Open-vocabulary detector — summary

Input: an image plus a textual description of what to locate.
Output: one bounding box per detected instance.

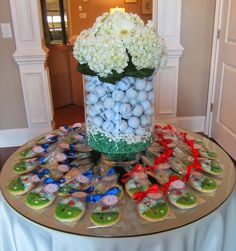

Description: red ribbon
[133,184,160,203]
[182,159,201,182]
[121,163,145,184]
[155,124,174,131]
[146,148,173,172]
[161,175,179,194]
[156,133,173,148]
[179,132,201,182]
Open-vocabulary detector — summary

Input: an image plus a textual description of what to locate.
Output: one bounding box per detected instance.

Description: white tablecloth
[1,187,236,251]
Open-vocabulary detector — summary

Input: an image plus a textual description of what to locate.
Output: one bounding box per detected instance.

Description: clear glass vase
[84,75,154,162]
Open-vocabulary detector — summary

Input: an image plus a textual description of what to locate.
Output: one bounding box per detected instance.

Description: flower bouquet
[73,11,167,162]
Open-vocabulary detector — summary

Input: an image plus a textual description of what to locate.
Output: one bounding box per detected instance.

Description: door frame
[205,0,223,136]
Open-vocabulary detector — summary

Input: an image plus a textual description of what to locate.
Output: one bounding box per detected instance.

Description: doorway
[40,0,153,128]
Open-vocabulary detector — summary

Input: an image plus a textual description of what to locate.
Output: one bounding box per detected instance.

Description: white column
[155,0,184,120]
[9,0,53,130]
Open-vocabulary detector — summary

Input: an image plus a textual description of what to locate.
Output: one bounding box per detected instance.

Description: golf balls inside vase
[84,76,154,157]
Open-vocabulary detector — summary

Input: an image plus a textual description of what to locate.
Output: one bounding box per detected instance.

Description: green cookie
[200,159,223,176]
[168,190,197,209]
[26,192,50,209]
[8,178,25,194]
[19,148,33,158]
[8,175,34,195]
[90,212,120,227]
[176,192,197,206]
[90,206,121,227]
[54,199,85,222]
[201,178,217,191]
[13,160,37,174]
[138,198,169,222]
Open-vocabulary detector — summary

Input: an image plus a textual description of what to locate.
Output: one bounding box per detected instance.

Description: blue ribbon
[62,125,73,132]
[36,156,47,165]
[48,136,58,142]
[65,150,76,157]
[41,143,50,149]
[69,186,94,194]
[106,167,116,176]
[60,158,70,165]
[96,167,116,180]
[70,143,75,150]
[82,170,94,179]
[86,187,120,203]
[44,177,66,187]
[32,168,49,179]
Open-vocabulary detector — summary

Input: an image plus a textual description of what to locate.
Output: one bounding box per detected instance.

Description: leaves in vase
[98,71,126,84]
[77,63,97,76]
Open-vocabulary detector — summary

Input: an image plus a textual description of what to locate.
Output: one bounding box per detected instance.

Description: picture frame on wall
[142,0,152,14]
[124,0,137,3]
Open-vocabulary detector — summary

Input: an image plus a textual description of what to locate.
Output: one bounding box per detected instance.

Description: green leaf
[98,71,125,84]
[126,67,155,78]
[125,59,155,78]
[76,63,97,76]
[76,60,155,84]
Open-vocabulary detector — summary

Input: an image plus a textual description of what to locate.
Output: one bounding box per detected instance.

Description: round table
[0,130,236,251]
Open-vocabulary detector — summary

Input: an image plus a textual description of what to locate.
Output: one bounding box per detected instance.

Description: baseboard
[156,116,205,132]
[0,127,52,147]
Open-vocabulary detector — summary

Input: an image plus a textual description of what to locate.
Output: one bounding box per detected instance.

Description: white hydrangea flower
[87,35,128,77]
[73,11,167,78]
[126,25,167,69]
[93,11,144,41]
[73,28,95,64]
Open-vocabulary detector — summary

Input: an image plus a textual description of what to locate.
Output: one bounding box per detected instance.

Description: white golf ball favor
[85,76,154,141]
[127,77,136,85]
[126,88,138,100]
[87,93,99,105]
[103,109,115,120]
[120,103,132,115]
[94,102,105,114]
[113,102,121,113]
[117,78,131,91]
[135,127,146,136]
[141,100,152,111]
[140,115,152,126]
[112,90,125,102]
[94,85,106,97]
[104,98,115,109]
[134,78,147,91]
[86,106,97,117]
[129,99,138,106]
[132,105,144,117]
[124,127,134,134]
[102,121,114,133]
[144,81,153,92]
[148,91,154,101]
[128,117,140,129]
[144,107,154,115]
[119,120,128,132]
[93,116,103,127]
[104,83,116,92]
[137,91,148,102]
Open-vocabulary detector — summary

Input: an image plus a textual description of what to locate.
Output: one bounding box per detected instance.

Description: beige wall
[177,0,216,117]
[0,0,27,130]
